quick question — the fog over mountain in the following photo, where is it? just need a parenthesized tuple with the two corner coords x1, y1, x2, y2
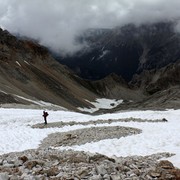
(0, 0, 180, 55)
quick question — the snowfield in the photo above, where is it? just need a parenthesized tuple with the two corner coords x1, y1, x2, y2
(77, 98, 123, 113)
(0, 107, 180, 168)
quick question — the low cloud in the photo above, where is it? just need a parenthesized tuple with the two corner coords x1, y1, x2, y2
(0, 0, 180, 55)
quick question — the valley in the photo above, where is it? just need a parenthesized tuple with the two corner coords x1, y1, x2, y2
(0, 21, 180, 179)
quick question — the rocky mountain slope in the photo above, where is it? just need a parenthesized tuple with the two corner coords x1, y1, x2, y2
(0, 28, 101, 110)
(83, 73, 144, 101)
(128, 60, 180, 109)
(131, 60, 180, 94)
(99, 59, 180, 112)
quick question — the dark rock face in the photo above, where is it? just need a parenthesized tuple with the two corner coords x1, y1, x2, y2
(57, 21, 180, 81)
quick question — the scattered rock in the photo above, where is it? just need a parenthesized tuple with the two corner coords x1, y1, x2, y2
(24, 160, 43, 170)
(95, 164, 107, 175)
(0, 172, 9, 180)
(42, 167, 59, 177)
(0, 123, 179, 180)
(18, 156, 28, 163)
(157, 160, 174, 169)
(90, 174, 103, 180)
(147, 160, 180, 180)
(150, 171, 161, 178)
(33, 118, 166, 129)
(110, 174, 121, 180)
(40, 126, 142, 149)
(78, 167, 89, 178)
(0, 149, 177, 180)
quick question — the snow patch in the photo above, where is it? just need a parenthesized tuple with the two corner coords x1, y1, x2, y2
(78, 98, 123, 113)
(98, 50, 109, 60)
(90, 56, 95, 62)
(14, 95, 66, 110)
(0, 90, 8, 94)
(24, 60, 30, 65)
(16, 61, 21, 67)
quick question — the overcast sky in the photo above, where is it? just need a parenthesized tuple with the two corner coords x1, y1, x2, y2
(0, 0, 180, 55)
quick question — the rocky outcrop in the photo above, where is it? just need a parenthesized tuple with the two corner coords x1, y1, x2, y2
(80, 73, 144, 100)
(149, 160, 180, 180)
(0, 149, 177, 180)
(131, 60, 180, 95)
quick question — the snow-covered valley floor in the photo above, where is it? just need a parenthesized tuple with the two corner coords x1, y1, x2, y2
(0, 108, 180, 168)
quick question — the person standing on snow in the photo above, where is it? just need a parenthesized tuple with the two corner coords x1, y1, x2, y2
(43, 110, 49, 125)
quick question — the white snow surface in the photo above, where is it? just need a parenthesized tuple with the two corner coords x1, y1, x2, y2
(0, 108, 180, 168)
(78, 98, 123, 113)
(98, 50, 109, 60)
(14, 95, 67, 110)
(15, 61, 21, 67)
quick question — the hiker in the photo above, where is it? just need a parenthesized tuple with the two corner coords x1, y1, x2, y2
(43, 110, 49, 124)
(162, 118, 168, 122)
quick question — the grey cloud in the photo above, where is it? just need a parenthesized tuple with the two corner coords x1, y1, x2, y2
(0, 0, 180, 55)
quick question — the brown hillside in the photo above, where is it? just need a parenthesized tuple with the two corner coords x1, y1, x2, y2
(0, 28, 99, 110)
